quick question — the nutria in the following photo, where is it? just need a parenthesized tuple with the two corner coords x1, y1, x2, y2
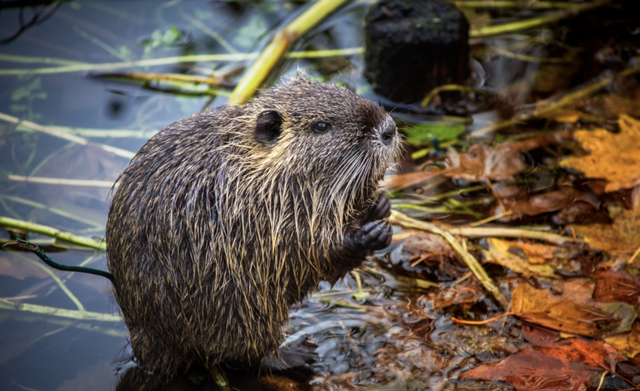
(106, 75, 400, 375)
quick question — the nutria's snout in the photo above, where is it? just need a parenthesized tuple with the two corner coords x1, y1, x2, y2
(377, 115, 397, 147)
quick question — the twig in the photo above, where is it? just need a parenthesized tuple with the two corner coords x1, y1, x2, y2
(449, 226, 574, 245)
(390, 210, 509, 309)
(454, 1, 583, 8)
(0, 53, 85, 66)
(0, 309, 125, 337)
(0, 111, 135, 159)
(43, 125, 156, 139)
(466, 211, 512, 228)
(469, 0, 612, 38)
(4, 239, 114, 282)
(0, 216, 106, 251)
(0, 195, 103, 229)
(0, 295, 37, 301)
(596, 371, 608, 391)
(489, 46, 570, 63)
(0, 300, 121, 322)
(91, 70, 234, 88)
(484, 176, 506, 213)
(227, 0, 351, 105)
(629, 244, 640, 265)
(8, 175, 115, 188)
(0, 48, 363, 76)
(452, 312, 515, 325)
(421, 84, 493, 108)
(0, 0, 63, 44)
(10, 250, 86, 311)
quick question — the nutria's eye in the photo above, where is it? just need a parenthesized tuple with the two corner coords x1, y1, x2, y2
(313, 122, 331, 133)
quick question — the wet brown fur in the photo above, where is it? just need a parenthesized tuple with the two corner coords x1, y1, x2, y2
(106, 76, 400, 375)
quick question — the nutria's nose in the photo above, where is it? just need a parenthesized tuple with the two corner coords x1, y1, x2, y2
(380, 120, 397, 146)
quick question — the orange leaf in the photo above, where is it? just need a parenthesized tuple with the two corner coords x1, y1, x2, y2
(511, 280, 637, 338)
(560, 115, 640, 192)
(460, 333, 624, 391)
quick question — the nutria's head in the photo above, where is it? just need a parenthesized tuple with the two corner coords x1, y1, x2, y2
(240, 75, 400, 225)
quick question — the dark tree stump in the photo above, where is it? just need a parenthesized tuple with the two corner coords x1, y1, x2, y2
(364, 0, 470, 104)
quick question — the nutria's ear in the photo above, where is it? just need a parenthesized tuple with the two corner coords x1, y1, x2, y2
(255, 110, 282, 144)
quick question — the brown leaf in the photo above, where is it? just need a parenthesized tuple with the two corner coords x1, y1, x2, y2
(444, 130, 571, 182)
(431, 279, 484, 310)
(605, 320, 640, 359)
(560, 115, 640, 192)
(398, 230, 456, 263)
(497, 188, 582, 220)
(483, 238, 556, 279)
(460, 335, 624, 391)
(310, 373, 363, 391)
(383, 169, 444, 192)
(593, 269, 640, 306)
(511, 280, 637, 338)
(573, 207, 640, 256)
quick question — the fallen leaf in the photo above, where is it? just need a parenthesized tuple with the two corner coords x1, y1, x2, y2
(605, 320, 640, 359)
(511, 280, 637, 338)
(560, 115, 640, 192)
(497, 188, 582, 220)
(460, 333, 625, 391)
(593, 269, 640, 306)
(553, 200, 612, 225)
(483, 238, 556, 279)
(573, 207, 640, 256)
(383, 169, 444, 192)
(444, 130, 571, 181)
(399, 230, 456, 264)
(431, 279, 484, 310)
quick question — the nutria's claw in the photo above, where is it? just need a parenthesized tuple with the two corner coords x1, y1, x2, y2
(355, 220, 392, 251)
(365, 194, 391, 222)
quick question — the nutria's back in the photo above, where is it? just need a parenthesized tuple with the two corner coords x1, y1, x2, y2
(106, 76, 399, 374)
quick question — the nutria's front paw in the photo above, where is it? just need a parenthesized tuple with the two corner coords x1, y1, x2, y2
(352, 220, 392, 251)
(365, 194, 391, 222)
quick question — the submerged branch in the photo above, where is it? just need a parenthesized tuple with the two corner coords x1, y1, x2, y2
(11, 250, 86, 311)
(4, 239, 114, 282)
(8, 175, 115, 188)
(0, 216, 106, 251)
(0, 111, 135, 159)
(91, 70, 235, 88)
(0, 300, 121, 322)
(0, 48, 363, 76)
